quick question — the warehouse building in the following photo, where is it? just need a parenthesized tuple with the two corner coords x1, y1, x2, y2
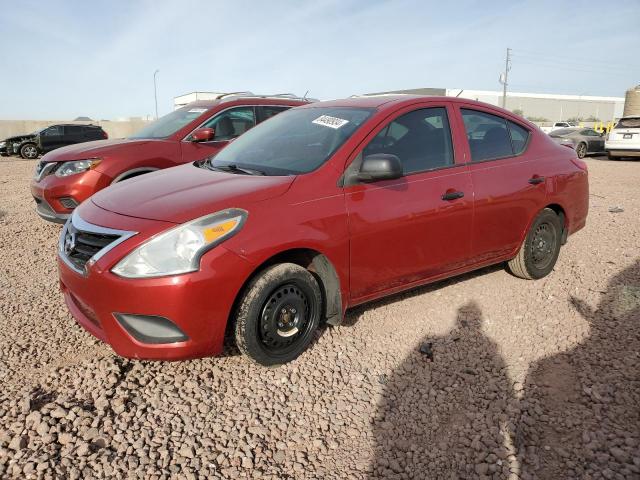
(174, 88, 626, 124)
(368, 87, 625, 123)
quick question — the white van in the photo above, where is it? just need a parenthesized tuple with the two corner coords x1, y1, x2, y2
(606, 116, 640, 159)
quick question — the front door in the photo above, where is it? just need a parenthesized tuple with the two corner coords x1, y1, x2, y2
(180, 106, 257, 163)
(345, 104, 473, 301)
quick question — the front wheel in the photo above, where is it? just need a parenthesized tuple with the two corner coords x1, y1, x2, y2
(20, 143, 39, 159)
(234, 263, 322, 366)
(508, 208, 563, 280)
(575, 142, 587, 159)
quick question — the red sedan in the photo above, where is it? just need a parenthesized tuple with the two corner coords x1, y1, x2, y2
(58, 95, 589, 365)
(31, 94, 309, 223)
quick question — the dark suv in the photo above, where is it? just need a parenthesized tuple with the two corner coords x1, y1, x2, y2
(2, 124, 108, 159)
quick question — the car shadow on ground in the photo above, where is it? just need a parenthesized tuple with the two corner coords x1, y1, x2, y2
(368, 260, 640, 479)
(342, 263, 505, 328)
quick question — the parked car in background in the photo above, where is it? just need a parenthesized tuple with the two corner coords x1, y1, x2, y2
(1, 124, 107, 160)
(57, 95, 589, 366)
(549, 127, 605, 158)
(605, 116, 640, 160)
(31, 93, 311, 223)
(540, 121, 578, 134)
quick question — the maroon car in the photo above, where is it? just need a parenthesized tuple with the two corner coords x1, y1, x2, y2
(57, 95, 589, 365)
(31, 93, 311, 223)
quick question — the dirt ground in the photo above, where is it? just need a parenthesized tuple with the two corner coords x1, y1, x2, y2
(0, 155, 638, 479)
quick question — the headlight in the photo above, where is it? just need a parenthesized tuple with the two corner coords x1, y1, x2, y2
(111, 209, 247, 278)
(55, 158, 102, 177)
(0, 141, 5, 147)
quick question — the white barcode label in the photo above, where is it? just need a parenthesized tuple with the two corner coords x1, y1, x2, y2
(312, 115, 349, 129)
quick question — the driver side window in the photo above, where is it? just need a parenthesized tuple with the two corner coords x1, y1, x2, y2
(363, 107, 454, 175)
(202, 107, 256, 141)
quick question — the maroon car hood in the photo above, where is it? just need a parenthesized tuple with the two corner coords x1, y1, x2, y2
(41, 139, 154, 162)
(91, 163, 295, 223)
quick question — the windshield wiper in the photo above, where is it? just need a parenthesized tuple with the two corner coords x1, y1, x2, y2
(209, 163, 265, 176)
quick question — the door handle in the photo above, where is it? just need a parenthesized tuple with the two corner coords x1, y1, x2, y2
(441, 190, 464, 201)
(528, 176, 545, 185)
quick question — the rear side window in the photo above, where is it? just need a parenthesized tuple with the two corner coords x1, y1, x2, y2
(462, 109, 529, 161)
(363, 107, 454, 174)
(508, 121, 530, 154)
(66, 126, 83, 135)
(462, 110, 512, 161)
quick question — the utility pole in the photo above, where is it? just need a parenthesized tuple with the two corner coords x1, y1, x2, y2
(499, 48, 512, 109)
(153, 69, 160, 119)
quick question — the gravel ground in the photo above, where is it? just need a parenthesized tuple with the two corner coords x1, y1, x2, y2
(0, 155, 638, 479)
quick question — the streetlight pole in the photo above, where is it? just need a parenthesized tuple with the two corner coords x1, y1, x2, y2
(153, 69, 160, 119)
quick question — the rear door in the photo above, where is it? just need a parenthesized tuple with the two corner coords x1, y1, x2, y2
(345, 103, 474, 301)
(64, 125, 85, 147)
(456, 105, 546, 264)
(180, 106, 256, 163)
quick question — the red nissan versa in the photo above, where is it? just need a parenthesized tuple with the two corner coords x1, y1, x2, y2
(57, 95, 589, 366)
(31, 93, 310, 223)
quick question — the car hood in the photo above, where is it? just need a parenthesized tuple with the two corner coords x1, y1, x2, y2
(4, 134, 35, 142)
(41, 138, 154, 162)
(91, 163, 295, 224)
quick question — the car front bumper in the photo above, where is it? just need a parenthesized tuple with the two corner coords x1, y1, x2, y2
(30, 168, 111, 223)
(58, 232, 254, 361)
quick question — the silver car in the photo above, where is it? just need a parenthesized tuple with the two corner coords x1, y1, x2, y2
(549, 127, 606, 158)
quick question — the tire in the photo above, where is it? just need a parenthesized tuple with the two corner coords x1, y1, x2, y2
(508, 208, 563, 280)
(607, 152, 619, 160)
(20, 143, 39, 159)
(575, 142, 587, 159)
(234, 263, 322, 366)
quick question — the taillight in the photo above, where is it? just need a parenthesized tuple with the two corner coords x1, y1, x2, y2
(102, 131, 108, 139)
(571, 158, 588, 171)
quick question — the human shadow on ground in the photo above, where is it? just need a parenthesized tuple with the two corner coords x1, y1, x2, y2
(369, 301, 519, 479)
(369, 261, 640, 479)
(516, 260, 640, 479)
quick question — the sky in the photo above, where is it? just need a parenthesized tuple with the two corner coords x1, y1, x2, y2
(0, 0, 638, 120)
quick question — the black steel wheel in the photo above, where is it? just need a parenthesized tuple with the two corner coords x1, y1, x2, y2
(235, 263, 322, 366)
(508, 208, 563, 280)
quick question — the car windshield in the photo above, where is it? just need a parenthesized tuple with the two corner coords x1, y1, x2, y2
(206, 107, 374, 175)
(129, 106, 210, 139)
(616, 117, 640, 129)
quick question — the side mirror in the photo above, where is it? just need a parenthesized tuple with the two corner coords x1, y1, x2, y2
(190, 128, 215, 142)
(357, 154, 403, 182)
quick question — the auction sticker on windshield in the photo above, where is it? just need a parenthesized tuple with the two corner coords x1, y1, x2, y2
(312, 115, 349, 129)
(188, 108, 208, 113)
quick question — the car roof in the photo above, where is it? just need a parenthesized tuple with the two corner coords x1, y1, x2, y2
(297, 94, 526, 118)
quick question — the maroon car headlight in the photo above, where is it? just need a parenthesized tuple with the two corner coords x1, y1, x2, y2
(111, 209, 247, 278)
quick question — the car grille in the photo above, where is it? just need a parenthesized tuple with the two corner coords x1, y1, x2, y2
(59, 213, 136, 275)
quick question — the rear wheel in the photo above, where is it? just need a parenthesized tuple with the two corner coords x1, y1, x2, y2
(234, 263, 322, 366)
(20, 143, 39, 159)
(508, 208, 563, 280)
(575, 142, 587, 159)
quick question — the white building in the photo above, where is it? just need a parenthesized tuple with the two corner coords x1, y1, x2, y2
(369, 87, 625, 123)
(173, 92, 228, 109)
